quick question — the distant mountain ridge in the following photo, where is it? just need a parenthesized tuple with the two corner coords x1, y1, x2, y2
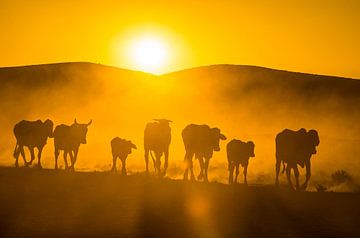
(0, 62, 358, 81)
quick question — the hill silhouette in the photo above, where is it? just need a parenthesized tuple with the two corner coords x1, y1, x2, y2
(0, 62, 359, 186)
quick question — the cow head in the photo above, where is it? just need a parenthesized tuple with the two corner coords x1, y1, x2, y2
(126, 140, 137, 154)
(307, 129, 319, 154)
(44, 119, 54, 138)
(246, 141, 255, 157)
(130, 142, 137, 150)
(153, 119, 172, 129)
(211, 127, 227, 151)
(73, 119, 92, 144)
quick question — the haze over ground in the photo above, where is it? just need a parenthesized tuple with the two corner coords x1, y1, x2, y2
(0, 62, 359, 190)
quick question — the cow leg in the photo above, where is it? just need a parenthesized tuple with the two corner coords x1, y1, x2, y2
(228, 162, 235, 184)
(204, 157, 210, 182)
(111, 155, 117, 172)
(20, 146, 27, 166)
(189, 159, 195, 181)
(69, 150, 75, 171)
(55, 148, 60, 170)
(69, 148, 79, 172)
(183, 152, 190, 180)
(163, 148, 169, 177)
(63, 151, 68, 170)
(275, 159, 281, 186)
(73, 148, 79, 165)
(244, 163, 248, 185)
(301, 160, 311, 190)
(197, 157, 204, 180)
(286, 164, 294, 190)
(144, 148, 150, 174)
(184, 152, 195, 181)
(155, 154, 161, 177)
(235, 164, 240, 183)
(27, 147, 35, 166)
(121, 158, 127, 176)
(151, 152, 156, 172)
(293, 165, 300, 190)
(37, 147, 43, 169)
(14, 144, 20, 168)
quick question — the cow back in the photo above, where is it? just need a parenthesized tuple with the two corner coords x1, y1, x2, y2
(182, 124, 214, 154)
(144, 122, 171, 151)
(14, 120, 49, 147)
(227, 139, 251, 163)
(54, 124, 78, 150)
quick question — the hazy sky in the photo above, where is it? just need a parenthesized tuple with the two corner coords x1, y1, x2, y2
(0, 0, 359, 77)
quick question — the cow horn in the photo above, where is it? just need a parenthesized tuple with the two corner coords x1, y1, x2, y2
(74, 119, 78, 124)
(87, 120, 92, 126)
(153, 119, 172, 123)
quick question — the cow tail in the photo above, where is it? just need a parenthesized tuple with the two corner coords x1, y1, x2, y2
(13, 143, 19, 159)
(281, 160, 286, 174)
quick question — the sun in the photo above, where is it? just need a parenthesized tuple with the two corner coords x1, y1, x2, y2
(128, 36, 168, 74)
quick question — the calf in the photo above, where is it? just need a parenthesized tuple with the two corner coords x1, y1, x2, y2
(227, 139, 255, 185)
(111, 137, 137, 175)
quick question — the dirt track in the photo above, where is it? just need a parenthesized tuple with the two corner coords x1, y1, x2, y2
(0, 167, 359, 238)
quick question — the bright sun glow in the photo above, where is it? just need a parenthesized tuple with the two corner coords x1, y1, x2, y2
(128, 36, 168, 74)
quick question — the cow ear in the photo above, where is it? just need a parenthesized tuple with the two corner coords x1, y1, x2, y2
(220, 134, 227, 140)
(131, 143, 137, 149)
(74, 119, 78, 124)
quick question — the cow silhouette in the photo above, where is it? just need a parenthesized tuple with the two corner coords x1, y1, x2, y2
(144, 119, 172, 177)
(275, 128, 320, 190)
(182, 124, 226, 182)
(13, 119, 54, 168)
(227, 139, 255, 185)
(111, 137, 137, 175)
(53, 119, 92, 171)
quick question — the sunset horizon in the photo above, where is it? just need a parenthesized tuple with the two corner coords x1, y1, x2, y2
(1, 0, 360, 77)
(1, 1, 360, 237)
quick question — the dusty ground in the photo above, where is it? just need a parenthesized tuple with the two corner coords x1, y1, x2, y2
(0, 167, 359, 238)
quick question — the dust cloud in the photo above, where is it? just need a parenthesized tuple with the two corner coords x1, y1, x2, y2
(0, 63, 359, 190)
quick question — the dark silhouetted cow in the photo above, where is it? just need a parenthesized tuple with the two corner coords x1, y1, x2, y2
(182, 124, 226, 182)
(111, 137, 137, 175)
(13, 119, 54, 168)
(227, 139, 255, 185)
(275, 128, 320, 190)
(144, 119, 172, 177)
(53, 119, 92, 171)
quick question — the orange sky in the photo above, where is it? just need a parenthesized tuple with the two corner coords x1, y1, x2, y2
(0, 0, 359, 78)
